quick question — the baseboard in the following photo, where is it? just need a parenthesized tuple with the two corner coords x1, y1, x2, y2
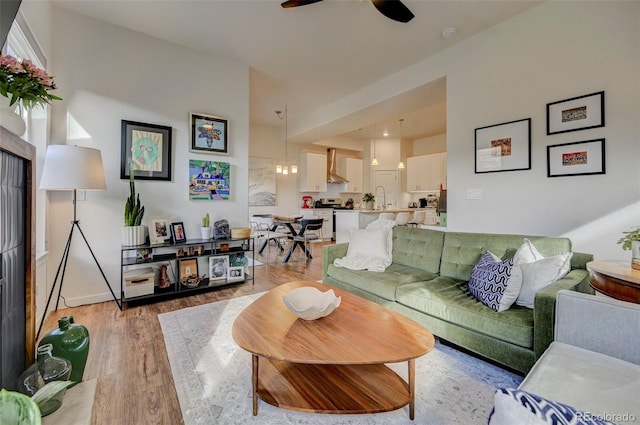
(60, 291, 122, 308)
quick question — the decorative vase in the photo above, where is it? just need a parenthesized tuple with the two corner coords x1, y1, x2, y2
(0, 96, 26, 137)
(364, 201, 374, 210)
(38, 316, 90, 384)
(632, 241, 640, 270)
(200, 226, 212, 239)
(122, 225, 147, 246)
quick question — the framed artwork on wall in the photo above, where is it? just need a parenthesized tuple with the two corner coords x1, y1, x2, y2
(188, 160, 230, 200)
(120, 120, 172, 181)
(249, 157, 276, 206)
(547, 91, 604, 135)
(148, 215, 172, 245)
(190, 112, 228, 154)
(474, 118, 531, 174)
(547, 138, 605, 177)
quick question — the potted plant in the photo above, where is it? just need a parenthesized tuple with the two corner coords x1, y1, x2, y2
(362, 193, 375, 210)
(122, 169, 146, 246)
(617, 225, 640, 270)
(201, 212, 212, 239)
(0, 54, 62, 136)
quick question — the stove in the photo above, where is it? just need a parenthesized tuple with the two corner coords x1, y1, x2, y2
(316, 197, 343, 208)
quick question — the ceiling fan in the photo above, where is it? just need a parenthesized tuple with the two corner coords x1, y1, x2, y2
(281, 0, 415, 24)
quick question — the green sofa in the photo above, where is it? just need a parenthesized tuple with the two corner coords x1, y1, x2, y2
(322, 226, 593, 373)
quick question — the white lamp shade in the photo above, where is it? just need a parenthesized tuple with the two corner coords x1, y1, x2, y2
(40, 145, 107, 191)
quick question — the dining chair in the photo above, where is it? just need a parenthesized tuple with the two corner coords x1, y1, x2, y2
(407, 211, 426, 227)
(292, 218, 324, 267)
(395, 212, 412, 226)
(250, 221, 289, 264)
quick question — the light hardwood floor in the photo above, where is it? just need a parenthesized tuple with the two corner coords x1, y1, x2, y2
(38, 241, 330, 425)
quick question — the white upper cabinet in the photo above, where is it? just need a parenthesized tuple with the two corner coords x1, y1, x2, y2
(299, 152, 327, 192)
(407, 153, 447, 192)
(338, 157, 363, 193)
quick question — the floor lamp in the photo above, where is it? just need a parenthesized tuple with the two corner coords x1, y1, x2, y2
(37, 145, 122, 339)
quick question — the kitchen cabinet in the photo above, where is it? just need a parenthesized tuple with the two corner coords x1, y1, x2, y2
(406, 153, 447, 192)
(338, 157, 363, 193)
(299, 152, 327, 192)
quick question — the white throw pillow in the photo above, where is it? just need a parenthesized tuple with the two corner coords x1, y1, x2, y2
(346, 228, 389, 260)
(509, 238, 545, 292)
(515, 252, 573, 308)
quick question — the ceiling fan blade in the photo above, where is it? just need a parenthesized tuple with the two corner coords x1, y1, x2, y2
(371, 0, 415, 23)
(281, 0, 324, 8)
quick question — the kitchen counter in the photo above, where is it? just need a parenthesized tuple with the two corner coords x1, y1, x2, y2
(334, 209, 442, 243)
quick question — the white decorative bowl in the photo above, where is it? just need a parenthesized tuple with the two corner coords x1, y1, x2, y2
(282, 287, 341, 320)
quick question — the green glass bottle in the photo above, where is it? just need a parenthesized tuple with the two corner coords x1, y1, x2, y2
(38, 316, 90, 383)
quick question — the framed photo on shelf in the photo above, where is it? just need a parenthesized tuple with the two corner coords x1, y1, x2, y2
(178, 258, 198, 283)
(475, 118, 531, 174)
(190, 112, 229, 154)
(208, 255, 229, 281)
(227, 266, 245, 282)
(229, 252, 247, 267)
(120, 120, 172, 181)
(547, 138, 605, 178)
(547, 91, 604, 135)
(170, 222, 187, 244)
(148, 215, 172, 245)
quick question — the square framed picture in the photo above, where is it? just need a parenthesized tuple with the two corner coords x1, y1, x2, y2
(229, 252, 247, 267)
(227, 266, 245, 282)
(475, 118, 531, 173)
(547, 91, 604, 135)
(190, 112, 228, 154)
(547, 138, 605, 178)
(178, 258, 198, 283)
(120, 120, 172, 181)
(170, 222, 187, 244)
(148, 215, 172, 245)
(209, 255, 229, 281)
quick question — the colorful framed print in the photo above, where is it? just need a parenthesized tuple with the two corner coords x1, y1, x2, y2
(189, 160, 230, 200)
(475, 118, 531, 174)
(148, 215, 172, 245)
(547, 138, 605, 177)
(547, 91, 604, 135)
(170, 222, 187, 244)
(120, 120, 172, 181)
(190, 112, 228, 154)
(208, 255, 229, 282)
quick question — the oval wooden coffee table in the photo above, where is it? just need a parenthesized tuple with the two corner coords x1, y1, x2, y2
(232, 280, 435, 419)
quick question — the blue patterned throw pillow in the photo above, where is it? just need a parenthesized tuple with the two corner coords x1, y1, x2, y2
(488, 388, 618, 425)
(468, 251, 514, 312)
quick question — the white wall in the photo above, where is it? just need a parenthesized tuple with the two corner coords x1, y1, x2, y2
(444, 2, 639, 261)
(413, 134, 446, 156)
(45, 7, 249, 306)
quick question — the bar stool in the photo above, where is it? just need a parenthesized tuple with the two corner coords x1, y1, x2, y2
(407, 211, 426, 227)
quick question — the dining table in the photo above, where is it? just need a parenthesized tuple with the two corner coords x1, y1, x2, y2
(253, 215, 311, 263)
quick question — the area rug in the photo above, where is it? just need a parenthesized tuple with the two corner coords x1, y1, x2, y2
(158, 292, 523, 425)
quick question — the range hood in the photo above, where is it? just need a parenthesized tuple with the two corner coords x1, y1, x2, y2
(326, 148, 349, 184)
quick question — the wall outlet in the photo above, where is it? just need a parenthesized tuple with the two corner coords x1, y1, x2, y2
(466, 188, 483, 199)
(76, 190, 86, 201)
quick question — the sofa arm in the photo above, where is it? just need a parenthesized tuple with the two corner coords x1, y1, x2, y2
(322, 243, 349, 281)
(555, 290, 640, 364)
(532, 268, 591, 359)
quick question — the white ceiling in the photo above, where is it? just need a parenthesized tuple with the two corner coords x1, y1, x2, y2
(50, 0, 540, 146)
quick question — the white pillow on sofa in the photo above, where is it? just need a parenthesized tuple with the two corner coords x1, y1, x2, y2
(346, 228, 388, 259)
(515, 252, 573, 309)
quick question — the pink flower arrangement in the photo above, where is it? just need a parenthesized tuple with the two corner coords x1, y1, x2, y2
(0, 54, 61, 109)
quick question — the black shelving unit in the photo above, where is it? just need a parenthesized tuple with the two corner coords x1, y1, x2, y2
(120, 236, 254, 306)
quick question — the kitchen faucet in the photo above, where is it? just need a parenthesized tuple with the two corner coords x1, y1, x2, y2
(375, 185, 386, 210)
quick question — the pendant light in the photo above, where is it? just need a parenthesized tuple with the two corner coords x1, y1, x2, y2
(275, 105, 297, 175)
(397, 118, 405, 169)
(371, 124, 379, 166)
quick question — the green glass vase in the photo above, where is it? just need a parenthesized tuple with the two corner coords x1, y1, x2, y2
(38, 316, 90, 384)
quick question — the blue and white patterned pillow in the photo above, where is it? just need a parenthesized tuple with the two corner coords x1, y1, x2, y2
(468, 250, 514, 312)
(488, 388, 618, 425)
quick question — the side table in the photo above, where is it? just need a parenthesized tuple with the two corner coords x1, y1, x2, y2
(586, 260, 640, 304)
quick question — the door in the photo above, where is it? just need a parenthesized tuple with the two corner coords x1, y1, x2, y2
(373, 170, 398, 209)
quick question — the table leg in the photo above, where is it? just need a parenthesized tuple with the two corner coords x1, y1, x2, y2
(408, 359, 415, 420)
(252, 355, 259, 415)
